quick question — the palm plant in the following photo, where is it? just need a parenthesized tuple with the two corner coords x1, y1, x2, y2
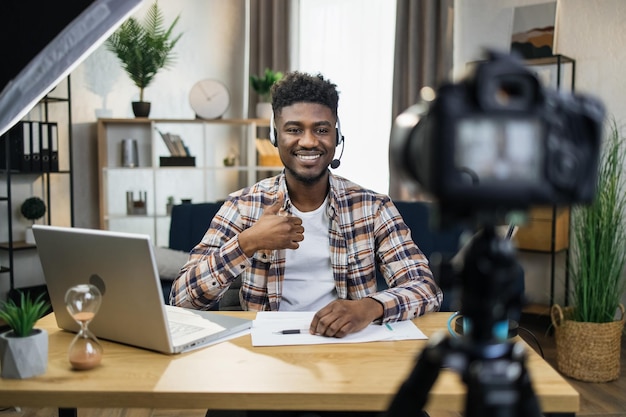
(569, 119, 626, 323)
(105, 1, 183, 103)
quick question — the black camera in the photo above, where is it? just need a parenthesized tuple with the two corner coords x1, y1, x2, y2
(390, 51, 605, 226)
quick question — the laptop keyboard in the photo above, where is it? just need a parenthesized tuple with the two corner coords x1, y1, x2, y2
(170, 321, 205, 338)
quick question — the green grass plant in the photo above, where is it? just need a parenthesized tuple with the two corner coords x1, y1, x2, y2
(569, 119, 626, 323)
(0, 291, 50, 337)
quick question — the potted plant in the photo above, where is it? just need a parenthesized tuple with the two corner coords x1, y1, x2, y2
(0, 291, 50, 379)
(105, 1, 183, 118)
(20, 196, 46, 245)
(250, 68, 283, 119)
(552, 119, 626, 382)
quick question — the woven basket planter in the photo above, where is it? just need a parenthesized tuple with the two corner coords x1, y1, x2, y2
(551, 304, 625, 382)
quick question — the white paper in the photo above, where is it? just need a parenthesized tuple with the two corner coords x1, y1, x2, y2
(251, 311, 427, 346)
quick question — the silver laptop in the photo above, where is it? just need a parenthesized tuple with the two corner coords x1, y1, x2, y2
(32, 225, 252, 354)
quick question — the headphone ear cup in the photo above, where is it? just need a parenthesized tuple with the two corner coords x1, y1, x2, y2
(270, 115, 277, 147)
(270, 129, 277, 147)
(335, 118, 344, 146)
(336, 128, 344, 146)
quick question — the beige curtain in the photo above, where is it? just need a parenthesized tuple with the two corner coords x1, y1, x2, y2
(248, 0, 291, 117)
(389, 0, 454, 200)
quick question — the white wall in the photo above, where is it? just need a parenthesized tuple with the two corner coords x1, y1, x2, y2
(454, 0, 626, 307)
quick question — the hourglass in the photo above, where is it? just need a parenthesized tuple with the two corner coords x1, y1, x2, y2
(65, 284, 103, 370)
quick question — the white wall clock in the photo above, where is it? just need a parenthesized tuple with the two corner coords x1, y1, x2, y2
(189, 79, 231, 119)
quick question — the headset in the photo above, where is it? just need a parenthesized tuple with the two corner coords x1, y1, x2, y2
(269, 111, 345, 168)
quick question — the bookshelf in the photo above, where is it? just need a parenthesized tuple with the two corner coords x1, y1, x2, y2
(0, 76, 74, 292)
(97, 118, 281, 247)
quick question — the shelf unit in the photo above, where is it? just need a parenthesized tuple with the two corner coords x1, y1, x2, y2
(97, 118, 280, 247)
(517, 55, 576, 311)
(0, 76, 74, 291)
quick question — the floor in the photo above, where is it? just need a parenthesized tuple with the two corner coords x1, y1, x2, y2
(518, 313, 626, 417)
(1, 313, 625, 417)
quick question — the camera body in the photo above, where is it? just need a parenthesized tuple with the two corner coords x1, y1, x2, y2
(390, 51, 605, 226)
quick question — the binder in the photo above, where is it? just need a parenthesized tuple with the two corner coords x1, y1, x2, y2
(0, 123, 21, 171)
(21, 121, 32, 172)
(40, 122, 50, 172)
(49, 123, 59, 172)
(0, 121, 32, 172)
(30, 121, 41, 172)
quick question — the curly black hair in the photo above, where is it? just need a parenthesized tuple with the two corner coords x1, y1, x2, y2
(270, 71, 339, 117)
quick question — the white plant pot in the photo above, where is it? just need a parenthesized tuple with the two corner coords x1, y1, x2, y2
(255, 102, 272, 120)
(24, 227, 35, 245)
(0, 329, 48, 379)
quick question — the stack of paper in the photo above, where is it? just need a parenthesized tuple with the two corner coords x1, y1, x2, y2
(251, 311, 427, 346)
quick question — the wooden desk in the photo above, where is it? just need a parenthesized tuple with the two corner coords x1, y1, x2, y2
(0, 312, 578, 415)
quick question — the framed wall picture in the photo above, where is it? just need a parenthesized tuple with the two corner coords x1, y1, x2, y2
(510, 1, 557, 60)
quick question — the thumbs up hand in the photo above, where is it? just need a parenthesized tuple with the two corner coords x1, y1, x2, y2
(239, 193, 304, 257)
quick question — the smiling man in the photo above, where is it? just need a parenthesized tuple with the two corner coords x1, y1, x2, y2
(170, 71, 442, 338)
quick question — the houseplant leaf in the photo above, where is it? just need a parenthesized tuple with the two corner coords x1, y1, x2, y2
(569, 119, 626, 323)
(0, 291, 50, 337)
(105, 1, 183, 102)
(250, 68, 283, 102)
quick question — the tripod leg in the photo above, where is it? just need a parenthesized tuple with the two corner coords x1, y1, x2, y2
(384, 333, 451, 417)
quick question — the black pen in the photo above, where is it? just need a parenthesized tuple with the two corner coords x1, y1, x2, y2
(275, 329, 310, 335)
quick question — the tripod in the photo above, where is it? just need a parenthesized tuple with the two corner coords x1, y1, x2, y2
(384, 225, 542, 417)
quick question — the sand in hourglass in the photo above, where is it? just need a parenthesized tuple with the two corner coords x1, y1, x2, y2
(73, 312, 95, 322)
(70, 348, 102, 370)
(70, 311, 102, 370)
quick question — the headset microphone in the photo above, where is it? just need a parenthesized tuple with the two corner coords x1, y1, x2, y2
(330, 137, 345, 169)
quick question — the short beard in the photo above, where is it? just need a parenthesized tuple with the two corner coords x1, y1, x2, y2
(285, 166, 329, 184)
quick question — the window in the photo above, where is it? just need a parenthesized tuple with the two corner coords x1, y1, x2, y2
(297, 0, 396, 194)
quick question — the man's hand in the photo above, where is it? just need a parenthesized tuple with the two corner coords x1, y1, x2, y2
(239, 193, 304, 256)
(309, 298, 384, 338)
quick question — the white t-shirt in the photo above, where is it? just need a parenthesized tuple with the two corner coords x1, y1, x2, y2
(281, 198, 337, 311)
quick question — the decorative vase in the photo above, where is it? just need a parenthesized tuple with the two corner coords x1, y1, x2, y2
(255, 102, 272, 120)
(0, 329, 48, 379)
(551, 304, 625, 382)
(132, 101, 151, 118)
(24, 227, 35, 245)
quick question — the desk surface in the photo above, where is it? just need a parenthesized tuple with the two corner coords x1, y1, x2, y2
(0, 312, 578, 413)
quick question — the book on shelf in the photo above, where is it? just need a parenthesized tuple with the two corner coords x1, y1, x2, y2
(156, 128, 190, 157)
(256, 138, 282, 167)
(170, 134, 189, 157)
(156, 128, 178, 155)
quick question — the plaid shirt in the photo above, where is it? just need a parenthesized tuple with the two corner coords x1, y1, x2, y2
(170, 172, 442, 323)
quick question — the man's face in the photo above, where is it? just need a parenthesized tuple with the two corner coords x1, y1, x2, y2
(275, 102, 337, 185)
